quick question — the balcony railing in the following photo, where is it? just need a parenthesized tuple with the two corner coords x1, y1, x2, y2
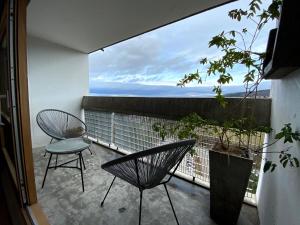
(82, 96, 271, 205)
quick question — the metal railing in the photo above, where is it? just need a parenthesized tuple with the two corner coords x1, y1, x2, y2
(84, 109, 264, 205)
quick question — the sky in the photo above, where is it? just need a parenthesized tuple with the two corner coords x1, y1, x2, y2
(89, 0, 276, 96)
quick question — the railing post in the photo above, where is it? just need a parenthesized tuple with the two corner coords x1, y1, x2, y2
(111, 112, 115, 146)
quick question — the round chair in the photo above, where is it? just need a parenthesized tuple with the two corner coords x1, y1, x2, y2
(36, 109, 92, 166)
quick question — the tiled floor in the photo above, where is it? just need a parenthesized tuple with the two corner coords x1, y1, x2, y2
(33, 143, 259, 225)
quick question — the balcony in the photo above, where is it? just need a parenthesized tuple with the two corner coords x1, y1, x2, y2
(32, 96, 271, 224)
(33, 144, 259, 225)
(0, 0, 297, 224)
(82, 96, 271, 204)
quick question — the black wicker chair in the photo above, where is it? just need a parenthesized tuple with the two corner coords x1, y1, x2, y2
(36, 109, 88, 141)
(100, 139, 196, 225)
(36, 109, 92, 165)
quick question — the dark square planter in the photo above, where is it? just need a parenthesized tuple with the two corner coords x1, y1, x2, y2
(209, 145, 253, 225)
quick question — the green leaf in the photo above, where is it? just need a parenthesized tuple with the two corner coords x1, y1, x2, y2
(270, 164, 277, 172)
(258, 126, 272, 133)
(275, 123, 300, 143)
(284, 136, 293, 143)
(200, 58, 207, 64)
(282, 159, 288, 168)
(279, 155, 287, 163)
(177, 70, 201, 86)
(263, 161, 272, 173)
(292, 132, 300, 141)
(190, 148, 197, 156)
(275, 132, 284, 140)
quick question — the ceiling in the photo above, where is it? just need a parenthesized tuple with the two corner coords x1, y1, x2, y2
(27, 0, 234, 53)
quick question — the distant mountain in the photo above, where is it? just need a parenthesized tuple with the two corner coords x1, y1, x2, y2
(89, 81, 271, 97)
(225, 89, 270, 98)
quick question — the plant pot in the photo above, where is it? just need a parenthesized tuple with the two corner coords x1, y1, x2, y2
(209, 143, 253, 225)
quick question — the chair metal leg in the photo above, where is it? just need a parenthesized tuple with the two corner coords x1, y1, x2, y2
(164, 184, 179, 225)
(42, 153, 53, 188)
(81, 154, 86, 170)
(139, 190, 143, 225)
(79, 153, 85, 192)
(100, 176, 116, 207)
(88, 147, 93, 155)
(55, 154, 58, 169)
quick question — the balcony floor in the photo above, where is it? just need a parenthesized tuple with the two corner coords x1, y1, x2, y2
(33, 143, 259, 225)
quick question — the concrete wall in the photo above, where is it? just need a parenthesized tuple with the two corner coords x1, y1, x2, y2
(82, 96, 271, 126)
(257, 70, 300, 225)
(27, 35, 89, 148)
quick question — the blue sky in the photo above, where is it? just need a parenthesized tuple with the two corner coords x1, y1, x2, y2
(89, 0, 275, 96)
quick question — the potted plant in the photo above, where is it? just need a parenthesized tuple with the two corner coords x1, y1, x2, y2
(152, 1, 300, 223)
(175, 113, 299, 225)
(174, 0, 300, 224)
(179, 115, 255, 225)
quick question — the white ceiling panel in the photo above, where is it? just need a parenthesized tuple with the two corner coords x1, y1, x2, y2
(27, 0, 234, 53)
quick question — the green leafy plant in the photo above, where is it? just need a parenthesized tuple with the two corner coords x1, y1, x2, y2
(152, 122, 176, 141)
(176, 0, 300, 172)
(175, 114, 300, 172)
(263, 123, 300, 172)
(152, 120, 198, 155)
(153, 0, 299, 173)
(178, 0, 283, 107)
(152, 115, 300, 172)
(152, 122, 168, 141)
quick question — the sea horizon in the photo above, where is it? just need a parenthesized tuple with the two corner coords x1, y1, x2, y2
(89, 81, 271, 97)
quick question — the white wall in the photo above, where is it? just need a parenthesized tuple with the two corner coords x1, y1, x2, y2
(27, 35, 89, 148)
(257, 70, 300, 225)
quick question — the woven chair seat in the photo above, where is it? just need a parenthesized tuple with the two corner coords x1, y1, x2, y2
(100, 139, 196, 225)
(102, 140, 196, 190)
(36, 109, 87, 140)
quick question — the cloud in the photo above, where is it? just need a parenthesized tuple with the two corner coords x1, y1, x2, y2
(89, 0, 276, 88)
(89, 34, 161, 76)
